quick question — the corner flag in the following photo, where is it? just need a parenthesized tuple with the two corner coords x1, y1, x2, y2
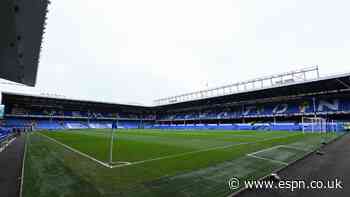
(109, 120, 118, 165)
(112, 120, 118, 130)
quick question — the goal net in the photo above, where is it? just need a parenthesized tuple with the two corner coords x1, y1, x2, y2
(301, 117, 327, 133)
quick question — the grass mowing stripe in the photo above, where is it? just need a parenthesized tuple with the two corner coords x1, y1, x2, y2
(111, 141, 250, 168)
(24, 134, 103, 197)
(111, 133, 303, 168)
(40, 130, 301, 169)
(24, 130, 337, 197)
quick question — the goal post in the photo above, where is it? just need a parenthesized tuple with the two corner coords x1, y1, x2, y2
(301, 116, 327, 133)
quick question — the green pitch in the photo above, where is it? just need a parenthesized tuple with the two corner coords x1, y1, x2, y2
(22, 129, 339, 197)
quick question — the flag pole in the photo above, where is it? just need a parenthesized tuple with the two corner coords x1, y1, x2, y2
(109, 119, 115, 165)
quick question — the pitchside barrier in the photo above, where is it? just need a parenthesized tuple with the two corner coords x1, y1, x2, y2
(0, 130, 17, 152)
(153, 122, 343, 132)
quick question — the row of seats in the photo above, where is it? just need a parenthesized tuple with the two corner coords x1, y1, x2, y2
(159, 99, 350, 120)
(7, 99, 349, 122)
(9, 108, 156, 120)
(2, 119, 148, 130)
(2, 118, 345, 132)
(153, 122, 341, 132)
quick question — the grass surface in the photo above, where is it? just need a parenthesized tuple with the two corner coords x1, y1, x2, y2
(22, 129, 339, 197)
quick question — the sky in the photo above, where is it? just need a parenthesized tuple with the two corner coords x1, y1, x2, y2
(4, 0, 350, 105)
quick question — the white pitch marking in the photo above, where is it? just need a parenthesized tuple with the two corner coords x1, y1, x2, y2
(37, 131, 301, 169)
(111, 142, 249, 168)
(0, 137, 17, 153)
(111, 161, 132, 165)
(111, 163, 132, 168)
(247, 145, 282, 156)
(37, 132, 112, 168)
(110, 133, 302, 168)
(279, 145, 309, 152)
(247, 154, 288, 166)
(20, 134, 29, 197)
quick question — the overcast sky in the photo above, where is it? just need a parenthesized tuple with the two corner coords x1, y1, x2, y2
(10, 0, 350, 105)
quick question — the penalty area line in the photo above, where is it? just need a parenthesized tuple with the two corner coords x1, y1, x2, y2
(246, 143, 312, 166)
(246, 145, 282, 155)
(246, 154, 288, 166)
(279, 145, 310, 152)
(110, 161, 132, 167)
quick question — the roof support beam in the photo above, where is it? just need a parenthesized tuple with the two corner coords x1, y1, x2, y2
(336, 79, 350, 89)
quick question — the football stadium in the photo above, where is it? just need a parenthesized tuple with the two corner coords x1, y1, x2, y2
(1, 1, 350, 197)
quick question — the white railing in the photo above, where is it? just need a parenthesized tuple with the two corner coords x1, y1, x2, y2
(154, 66, 320, 106)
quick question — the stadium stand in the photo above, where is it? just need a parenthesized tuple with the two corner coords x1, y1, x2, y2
(1, 69, 350, 133)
